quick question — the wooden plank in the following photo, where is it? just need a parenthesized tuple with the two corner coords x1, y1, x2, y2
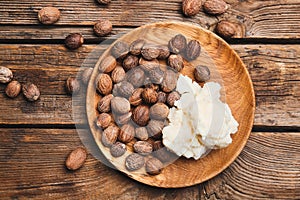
(0, 128, 201, 200)
(0, 44, 299, 126)
(202, 132, 300, 199)
(0, 129, 299, 199)
(0, 0, 299, 39)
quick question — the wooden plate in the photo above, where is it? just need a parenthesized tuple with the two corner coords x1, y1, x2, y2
(86, 21, 255, 188)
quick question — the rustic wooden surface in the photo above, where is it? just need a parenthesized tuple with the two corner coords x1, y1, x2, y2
(0, 0, 299, 199)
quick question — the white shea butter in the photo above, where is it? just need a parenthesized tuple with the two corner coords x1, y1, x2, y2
(162, 75, 239, 160)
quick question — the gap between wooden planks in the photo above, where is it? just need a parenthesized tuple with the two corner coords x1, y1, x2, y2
(0, 0, 299, 39)
(0, 44, 299, 127)
(0, 129, 299, 199)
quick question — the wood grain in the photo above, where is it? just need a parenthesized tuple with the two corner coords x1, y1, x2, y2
(202, 132, 300, 200)
(0, 129, 298, 199)
(0, 0, 299, 39)
(0, 44, 298, 126)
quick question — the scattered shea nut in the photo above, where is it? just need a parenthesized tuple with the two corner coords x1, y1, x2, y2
(5, 80, 21, 98)
(203, 0, 228, 15)
(65, 147, 87, 171)
(38, 7, 60, 25)
(65, 33, 84, 50)
(194, 65, 210, 82)
(216, 21, 237, 38)
(94, 19, 112, 37)
(182, 0, 202, 17)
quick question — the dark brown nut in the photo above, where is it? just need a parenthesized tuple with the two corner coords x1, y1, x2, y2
(96, 73, 112, 95)
(111, 41, 129, 60)
(132, 105, 150, 126)
(194, 65, 210, 82)
(157, 46, 170, 60)
(142, 88, 158, 104)
(133, 141, 153, 156)
(97, 0, 111, 4)
(117, 81, 134, 98)
(161, 70, 178, 93)
(65, 147, 87, 171)
(146, 157, 163, 175)
(150, 103, 170, 120)
(125, 153, 145, 171)
(65, 33, 84, 50)
(115, 112, 132, 125)
(153, 140, 164, 151)
(203, 0, 228, 15)
(66, 77, 80, 95)
(38, 7, 60, 25)
(168, 34, 187, 54)
(122, 55, 139, 71)
(186, 40, 201, 61)
(96, 113, 111, 129)
(147, 120, 164, 138)
(168, 54, 184, 72)
(111, 97, 130, 114)
(149, 67, 164, 84)
(119, 123, 135, 143)
(216, 21, 237, 38)
(98, 56, 117, 73)
(157, 92, 167, 103)
(135, 127, 149, 141)
(98, 94, 113, 113)
(129, 88, 144, 106)
(139, 58, 160, 71)
(126, 68, 145, 88)
(93, 19, 112, 37)
(81, 67, 93, 85)
(102, 125, 120, 147)
(129, 39, 146, 55)
(111, 66, 126, 83)
(182, 0, 202, 17)
(167, 91, 180, 107)
(146, 138, 155, 148)
(141, 45, 160, 60)
(22, 83, 40, 102)
(110, 142, 126, 157)
(5, 81, 21, 98)
(0, 66, 13, 84)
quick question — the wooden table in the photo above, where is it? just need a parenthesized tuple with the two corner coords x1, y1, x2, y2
(0, 1, 299, 199)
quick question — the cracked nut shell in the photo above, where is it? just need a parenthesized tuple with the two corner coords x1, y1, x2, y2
(0, 66, 13, 84)
(22, 83, 40, 102)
